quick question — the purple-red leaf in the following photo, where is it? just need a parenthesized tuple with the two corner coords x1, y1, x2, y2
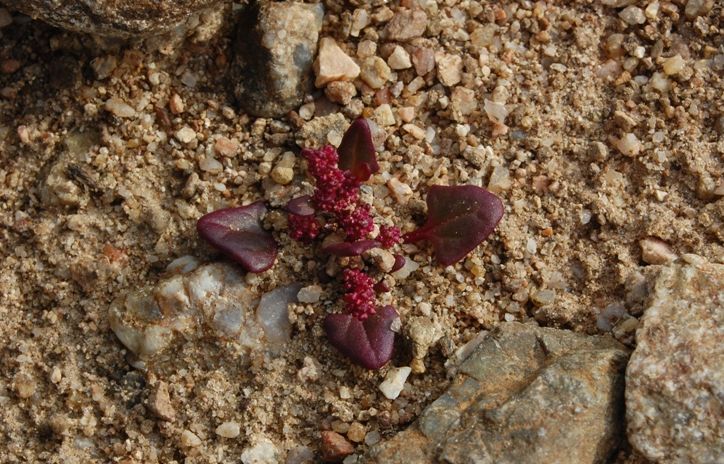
(403, 185, 504, 266)
(337, 118, 379, 182)
(323, 239, 381, 257)
(391, 254, 406, 272)
(284, 195, 315, 216)
(197, 201, 278, 273)
(324, 305, 398, 370)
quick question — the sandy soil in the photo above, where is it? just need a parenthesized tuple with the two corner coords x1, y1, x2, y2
(0, 1, 721, 462)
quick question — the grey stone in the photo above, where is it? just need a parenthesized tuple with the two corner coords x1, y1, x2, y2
(365, 323, 629, 464)
(626, 260, 723, 464)
(231, 1, 323, 118)
(0, 0, 224, 37)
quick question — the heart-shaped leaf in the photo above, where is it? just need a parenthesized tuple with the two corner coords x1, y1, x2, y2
(323, 239, 380, 257)
(403, 185, 504, 266)
(284, 195, 315, 216)
(324, 305, 398, 370)
(338, 118, 379, 182)
(197, 201, 278, 273)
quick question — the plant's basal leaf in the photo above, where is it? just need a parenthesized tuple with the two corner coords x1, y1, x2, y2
(323, 239, 380, 257)
(324, 306, 398, 370)
(337, 118, 379, 182)
(284, 195, 315, 216)
(197, 201, 278, 273)
(404, 185, 504, 266)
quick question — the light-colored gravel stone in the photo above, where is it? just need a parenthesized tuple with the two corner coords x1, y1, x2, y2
(626, 260, 723, 464)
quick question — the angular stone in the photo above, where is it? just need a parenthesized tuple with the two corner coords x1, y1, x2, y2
(360, 56, 391, 90)
(626, 260, 724, 464)
(435, 52, 462, 87)
(387, 46, 412, 70)
(148, 381, 176, 421)
(314, 37, 360, 87)
(231, 1, 323, 117)
(366, 323, 629, 464)
(383, 9, 428, 41)
(321, 431, 355, 462)
(2, 0, 223, 37)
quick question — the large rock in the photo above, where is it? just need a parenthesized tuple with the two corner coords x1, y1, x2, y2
(231, 1, 323, 117)
(626, 259, 723, 464)
(366, 323, 629, 464)
(0, 0, 224, 37)
(109, 257, 300, 365)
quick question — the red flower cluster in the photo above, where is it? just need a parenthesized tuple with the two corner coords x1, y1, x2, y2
(342, 269, 377, 320)
(287, 213, 320, 243)
(302, 146, 373, 241)
(378, 225, 401, 249)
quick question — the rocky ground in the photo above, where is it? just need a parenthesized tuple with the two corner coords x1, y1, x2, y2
(0, 1, 722, 463)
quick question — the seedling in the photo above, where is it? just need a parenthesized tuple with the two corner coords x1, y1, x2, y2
(197, 118, 504, 369)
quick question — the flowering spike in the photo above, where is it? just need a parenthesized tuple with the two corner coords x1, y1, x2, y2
(288, 213, 320, 243)
(342, 269, 377, 320)
(338, 204, 374, 241)
(378, 225, 401, 249)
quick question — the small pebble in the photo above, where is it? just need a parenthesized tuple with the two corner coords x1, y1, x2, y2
(374, 104, 396, 126)
(384, 9, 428, 41)
(314, 37, 360, 87)
(270, 166, 293, 185)
(488, 166, 511, 193)
(199, 157, 223, 173)
(364, 430, 381, 446)
(387, 46, 412, 70)
(640, 237, 677, 264)
(215, 421, 241, 438)
(320, 431, 355, 462)
(402, 124, 425, 140)
(619, 6, 646, 25)
(169, 93, 185, 114)
(214, 136, 239, 157)
(180, 430, 202, 448)
(531, 289, 555, 307)
(387, 178, 413, 204)
(612, 133, 641, 157)
(398, 106, 415, 123)
(175, 126, 197, 144)
(378, 366, 411, 400)
(662, 54, 685, 76)
(105, 98, 136, 118)
(360, 57, 391, 89)
(149, 381, 175, 421)
(325, 81, 357, 105)
(297, 285, 322, 303)
(13, 373, 35, 399)
(347, 422, 366, 443)
(435, 52, 462, 86)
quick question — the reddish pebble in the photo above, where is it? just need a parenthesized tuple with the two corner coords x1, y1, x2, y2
(1, 59, 21, 74)
(320, 431, 354, 462)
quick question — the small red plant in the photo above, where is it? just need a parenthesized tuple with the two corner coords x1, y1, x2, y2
(197, 118, 504, 370)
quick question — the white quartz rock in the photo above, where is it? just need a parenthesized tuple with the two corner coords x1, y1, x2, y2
(109, 262, 262, 360)
(256, 283, 302, 351)
(379, 366, 412, 400)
